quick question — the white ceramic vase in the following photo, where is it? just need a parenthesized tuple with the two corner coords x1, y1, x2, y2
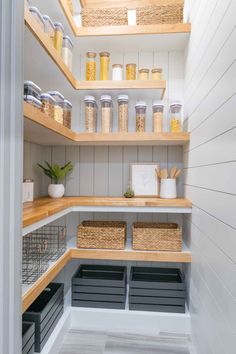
(48, 184, 65, 198)
(160, 179, 177, 199)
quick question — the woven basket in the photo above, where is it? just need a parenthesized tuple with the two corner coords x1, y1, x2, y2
(77, 221, 127, 249)
(132, 222, 182, 252)
(136, 4, 183, 25)
(81, 7, 128, 27)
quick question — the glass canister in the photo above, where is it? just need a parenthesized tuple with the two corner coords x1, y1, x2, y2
(152, 101, 164, 132)
(54, 22, 64, 56)
(63, 100, 72, 129)
(24, 81, 41, 100)
(100, 95, 112, 133)
(118, 94, 129, 132)
(170, 102, 182, 132)
(126, 63, 136, 80)
(86, 52, 96, 81)
(47, 91, 64, 124)
(135, 101, 146, 132)
(84, 96, 97, 133)
(62, 35, 73, 71)
(112, 64, 123, 81)
(29, 6, 45, 32)
(41, 93, 55, 119)
(152, 68, 162, 80)
(100, 52, 110, 80)
(24, 95, 42, 110)
(67, 0, 74, 14)
(139, 68, 149, 80)
(43, 15, 55, 44)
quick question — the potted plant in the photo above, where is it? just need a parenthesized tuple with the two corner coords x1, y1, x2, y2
(38, 161, 73, 198)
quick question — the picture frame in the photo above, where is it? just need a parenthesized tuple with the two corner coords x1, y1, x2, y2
(130, 163, 159, 197)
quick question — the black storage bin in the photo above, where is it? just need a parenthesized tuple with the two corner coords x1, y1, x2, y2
(22, 321, 35, 354)
(72, 265, 127, 309)
(129, 267, 185, 313)
(23, 283, 64, 353)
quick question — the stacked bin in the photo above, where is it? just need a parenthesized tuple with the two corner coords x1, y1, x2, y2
(22, 322, 35, 354)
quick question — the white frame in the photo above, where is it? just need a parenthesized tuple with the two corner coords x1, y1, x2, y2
(130, 163, 159, 197)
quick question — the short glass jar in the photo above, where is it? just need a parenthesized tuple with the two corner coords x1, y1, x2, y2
(126, 63, 136, 80)
(139, 68, 149, 80)
(170, 102, 182, 132)
(29, 6, 45, 32)
(24, 80, 42, 100)
(152, 101, 164, 132)
(84, 96, 97, 133)
(43, 15, 55, 44)
(152, 68, 162, 80)
(41, 93, 55, 119)
(62, 35, 73, 71)
(24, 95, 42, 110)
(135, 101, 146, 132)
(62, 100, 72, 129)
(100, 52, 110, 80)
(86, 52, 96, 81)
(100, 95, 112, 133)
(54, 22, 64, 55)
(112, 64, 123, 81)
(47, 91, 65, 124)
(118, 94, 129, 132)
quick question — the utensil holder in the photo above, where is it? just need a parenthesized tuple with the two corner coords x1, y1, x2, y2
(160, 178, 176, 199)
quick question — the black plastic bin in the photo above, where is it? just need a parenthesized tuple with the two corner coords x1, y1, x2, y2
(22, 321, 35, 354)
(23, 283, 64, 352)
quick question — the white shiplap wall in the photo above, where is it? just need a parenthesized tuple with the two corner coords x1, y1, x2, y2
(184, 0, 236, 353)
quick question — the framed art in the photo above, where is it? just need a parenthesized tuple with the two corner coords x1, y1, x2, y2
(131, 163, 159, 196)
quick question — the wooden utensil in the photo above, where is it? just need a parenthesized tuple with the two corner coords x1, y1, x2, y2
(170, 167, 177, 178)
(174, 169, 181, 179)
(162, 168, 168, 179)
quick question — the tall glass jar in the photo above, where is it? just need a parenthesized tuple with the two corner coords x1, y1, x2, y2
(112, 64, 123, 80)
(170, 102, 182, 132)
(152, 101, 164, 132)
(62, 35, 73, 71)
(139, 68, 149, 80)
(84, 96, 97, 133)
(43, 15, 55, 44)
(47, 91, 65, 124)
(29, 6, 45, 32)
(86, 52, 96, 81)
(100, 52, 110, 80)
(63, 100, 72, 129)
(118, 94, 129, 132)
(152, 68, 162, 80)
(126, 63, 136, 80)
(54, 22, 64, 55)
(100, 95, 112, 133)
(135, 101, 146, 132)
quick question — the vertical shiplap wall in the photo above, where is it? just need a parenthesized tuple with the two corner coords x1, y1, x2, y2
(184, 0, 236, 353)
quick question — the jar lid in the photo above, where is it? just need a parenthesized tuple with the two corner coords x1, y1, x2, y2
(24, 80, 42, 92)
(23, 178, 34, 183)
(112, 64, 123, 68)
(118, 94, 129, 101)
(152, 100, 164, 108)
(24, 95, 42, 106)
(47, 91, 65, 101)
(63, 35, 74, 47)
(126, 63, 136, 67)
(54, 22, 65, 33)
(86, 52, 96, 58)
(42, 15, 55, 29)
(99, 52, 110, 57)
(135, 101, 147, 108)
(170, 101, 182, 107)
(29, 6, 44, 23)
(100, 95, 112, 102)
(40, 93, 56, 102)
(152, 68, 162, 73)
(139, 68, 149, 73)
(63, 99, 72, 108)
(84, 95, 96, 103)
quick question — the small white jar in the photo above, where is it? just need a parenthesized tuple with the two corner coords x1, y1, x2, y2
(48, 184, 65, 198)
(112, 64, 123, 80)
(160, 179, 177, 199)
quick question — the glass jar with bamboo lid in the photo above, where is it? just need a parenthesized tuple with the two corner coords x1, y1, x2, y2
(86, 52, 97, 81)
(152, 101, 164, 133)
(152, 68, 162, 80)
(139, 68, 149, 80)
(126, 63, 136, 80)
(100, 52, 110, 80)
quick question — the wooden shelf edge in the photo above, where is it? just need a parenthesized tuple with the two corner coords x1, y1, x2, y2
(76, 80, 166, 91)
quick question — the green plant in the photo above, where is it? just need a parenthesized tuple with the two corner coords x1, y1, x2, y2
(38, 161, 73, 184)
(124, 186, 135, 198)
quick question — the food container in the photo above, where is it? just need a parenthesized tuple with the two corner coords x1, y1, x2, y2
(54, 22, 64, 55)
(135, 101, 146, 132)
(152, 68, 162, 80)
(24, 95, 42, 109)
(24, 81, 42, 100)
(100, 95, 112, 133)
(43, 15, 55, 44)
(67, 0, 74, 14)
(22, 179, 34, 203)
(126, 63, 136, 80)
(139, 68, 149, 80)
(86, 52, 97, 80)
(100, 52, 110, 80)
(62, 35, 73, 71)
(84, 96, 97, 133)
(118, 94, 129, 132)
(40, 93, 55, 119)
(63, 99, 72, 129)
(29, 6, 45, 32)
(170, 102, 182, 132)
(112, 64, 123, 81)
(152, 101, 164, 132)
(47, 91, 64, 124)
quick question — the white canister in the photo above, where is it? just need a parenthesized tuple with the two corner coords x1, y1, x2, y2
(160, 179, 177, 199)
(112, 64, 123, 80)
(23, 179, 34, 202)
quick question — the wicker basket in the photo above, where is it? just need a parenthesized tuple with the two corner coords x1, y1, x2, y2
(136, 4, 183, 25)
(77, 221, 127, 249)
(132, 222, 182, 252)
(81, 7, 128, 27)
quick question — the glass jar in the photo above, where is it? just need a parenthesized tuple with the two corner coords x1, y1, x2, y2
(84, 96, 97, 133)
(24, 95, 42, 110)
(100, 95, 112, 133)
(118, 94, 129, 132)
(139, 68, 149, 80)
(135, 101, 146, 132)
(54, 22, 64, 56)
(47, 91, 65, 124)
(126, 63, 136, 80)
(152, 101, 164, 132)
(67, 0, 74, 14)
(63, 100, 72, 129)
(152, 68, 162, 80)
(86, 52, 96, 81)
(100, 52, 110, 80)
(24, 81, 42, 100)
(41, 93, 55, 119)
(62, 35, 73, 71)
(170, 102, 182, 132)
(29, 6, 45, 32)
(112, 64, 123, 81)
(43, 15, 55, 44)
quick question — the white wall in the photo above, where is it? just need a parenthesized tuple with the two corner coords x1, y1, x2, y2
(184, 0, 236, 353)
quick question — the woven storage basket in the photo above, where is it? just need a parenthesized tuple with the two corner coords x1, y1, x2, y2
(136, 4, 183, 25)
(132, 222, 182, 252)
(77, 221, 127, 249)
(81, 7, 128, 27)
